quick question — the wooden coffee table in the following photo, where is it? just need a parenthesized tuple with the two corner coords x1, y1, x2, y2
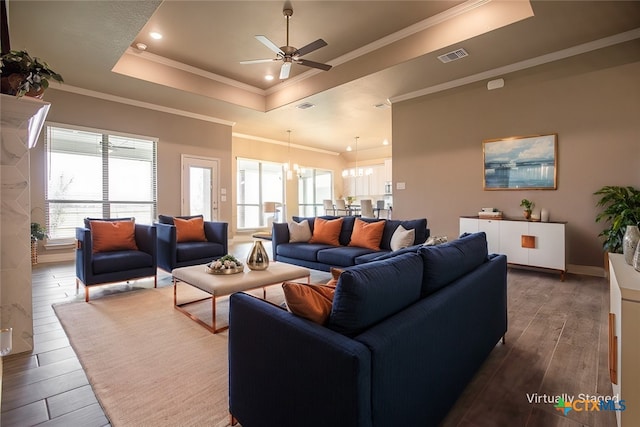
(172, 262, 310, 333)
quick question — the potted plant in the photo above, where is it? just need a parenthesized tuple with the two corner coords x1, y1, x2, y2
(594, 185, 640, 254)
(1, 50, 63, 98)
(30, 222, 47, 265)
(520, 199, 534, 220)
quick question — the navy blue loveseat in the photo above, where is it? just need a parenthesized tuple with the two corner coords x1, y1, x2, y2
(271, 215, 429, 271)
(229, 232, 508, 427)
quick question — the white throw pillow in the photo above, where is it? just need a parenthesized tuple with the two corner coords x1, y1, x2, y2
(289, 220, 312, 243)
(390, 225, 415, 251)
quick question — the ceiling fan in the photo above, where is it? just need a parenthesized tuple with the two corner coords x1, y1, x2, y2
(240, 7, 332, 80)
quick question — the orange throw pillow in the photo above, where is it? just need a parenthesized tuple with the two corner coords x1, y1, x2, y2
(348, 218, 385, 250)
(282, 281, 336, 325)
(325, 267, 343, 288)
(90, 219, 138, 253)
(309, 217, 343, 246)
(174, 216, 207, 243)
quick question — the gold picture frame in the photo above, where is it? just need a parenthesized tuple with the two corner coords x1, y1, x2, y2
(483, 134, 558, 190)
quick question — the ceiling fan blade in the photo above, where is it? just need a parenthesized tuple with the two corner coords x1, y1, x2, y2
(255, 35, 284, 55)
(240, 58, 278, 64)
(279, 62, 292, 79)
(296, 58, 332, 71)
(294, 38, 328, 57)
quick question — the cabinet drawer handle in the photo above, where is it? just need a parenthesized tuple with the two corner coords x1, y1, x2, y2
(521, 235, 536, 249)
(609, 312, 617, 385)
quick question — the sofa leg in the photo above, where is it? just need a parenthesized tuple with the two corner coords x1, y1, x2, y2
(154, 275, 157, 288)
(85, 285, 90, 303)
(502, 335, 506, 345)
(230, 413, 238, 426)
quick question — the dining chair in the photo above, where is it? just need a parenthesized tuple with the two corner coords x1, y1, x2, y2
(360, 199, 375, 218)
(323, 199, 336, 215)
(334, 199, 349, 216)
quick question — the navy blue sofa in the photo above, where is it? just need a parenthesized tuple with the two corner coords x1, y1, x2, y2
(229, 232, 508, 427)
(271, 215, 429, 272)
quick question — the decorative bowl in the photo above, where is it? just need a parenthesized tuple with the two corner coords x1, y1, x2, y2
(205, 254, 244, 275)
(205, 265, 244, 275)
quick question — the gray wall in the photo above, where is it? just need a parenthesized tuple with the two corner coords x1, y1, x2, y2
(391, 41, 640, 269)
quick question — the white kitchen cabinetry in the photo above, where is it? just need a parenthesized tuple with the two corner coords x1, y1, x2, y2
(460, 217, 566, 279)
(609, 253, 640, 427)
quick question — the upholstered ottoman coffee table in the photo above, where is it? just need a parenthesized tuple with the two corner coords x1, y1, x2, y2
(172, 262, 310, 333)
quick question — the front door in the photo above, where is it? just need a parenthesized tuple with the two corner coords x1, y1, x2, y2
(181, 155, 219, 221)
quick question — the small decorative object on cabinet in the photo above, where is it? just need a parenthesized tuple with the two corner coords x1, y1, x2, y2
(622, 225, 640, 266)
(634, 241, 640, 272)
(541, 208, 549, 222)
(246, 240, 269, 270)
(520, 199, 534, 220)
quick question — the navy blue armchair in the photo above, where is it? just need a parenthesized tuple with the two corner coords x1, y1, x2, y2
(155, 215, 228, 272)
(75, 218, 157, 302)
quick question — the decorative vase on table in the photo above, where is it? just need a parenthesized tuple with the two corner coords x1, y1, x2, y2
(246, 240, 269, 270)
(622, 225, 640, 265)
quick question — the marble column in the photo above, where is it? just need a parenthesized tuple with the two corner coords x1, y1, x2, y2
(1, 94, 50, 354)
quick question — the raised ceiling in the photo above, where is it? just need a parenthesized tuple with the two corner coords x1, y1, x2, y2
(6, 1, 640, 155)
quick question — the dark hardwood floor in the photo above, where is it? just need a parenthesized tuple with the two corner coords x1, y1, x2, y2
(1, 243, 616, 427)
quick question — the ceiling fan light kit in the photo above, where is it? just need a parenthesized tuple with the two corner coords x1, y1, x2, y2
(240, 7, 332, 80)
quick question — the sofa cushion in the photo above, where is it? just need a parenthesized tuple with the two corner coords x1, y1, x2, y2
(288, 220, 312, 242)
(277, 242, 333, 262)
(348, 218, 385, 250)
(317, 246, 378, 268)
(328, 252, 423, 336)
(354, 250, 392, 265)
(418, 231, 489, 296)
(309, 217, 343, 246)
(176, 241, 226, 263)
(390, 225, 415, 251)
(92, 250, 152, 274)
(89, 219, 138, 253)
(174, 216, 207, 242)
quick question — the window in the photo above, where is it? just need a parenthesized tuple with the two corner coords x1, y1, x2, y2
(298, 168, 333, 217)
(45, 124, 157, 240)
(237, 158, 284, 229)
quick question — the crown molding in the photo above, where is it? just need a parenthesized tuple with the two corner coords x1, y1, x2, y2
(51, 84, 236, 127)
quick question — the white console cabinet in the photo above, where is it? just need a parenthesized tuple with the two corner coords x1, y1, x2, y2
(460, 217, 566, 279)
(609, 253, 640, 427)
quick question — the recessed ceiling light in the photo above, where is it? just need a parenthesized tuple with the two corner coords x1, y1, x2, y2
(149, 32, 163, 40)
(265, 75, 274, 81)
(346, 146, 352, 152)
(383, 139, 389, 145)
(135, 42, 147, 51)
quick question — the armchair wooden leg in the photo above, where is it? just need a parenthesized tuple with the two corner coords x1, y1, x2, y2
(154, 275, 157, 288)
(85, 285, 90, 302)
(230, 413, 238, 426)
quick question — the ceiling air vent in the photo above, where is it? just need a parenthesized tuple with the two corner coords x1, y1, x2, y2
(437, 48, 469, 64)
(296, 102, 315, 110)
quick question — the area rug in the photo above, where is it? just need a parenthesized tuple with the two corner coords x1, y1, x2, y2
(53, 284, 285, 427)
